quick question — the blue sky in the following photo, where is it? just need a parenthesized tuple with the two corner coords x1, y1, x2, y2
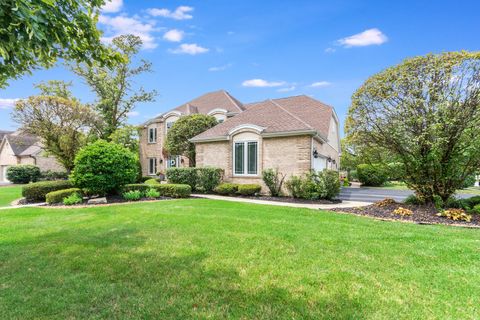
(1, 0, 479, 133)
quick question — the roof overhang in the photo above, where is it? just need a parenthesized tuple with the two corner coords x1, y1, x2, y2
(191, 128, 328, 143)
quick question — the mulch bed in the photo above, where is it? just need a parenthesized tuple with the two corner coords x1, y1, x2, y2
(330, 201, 480, 227)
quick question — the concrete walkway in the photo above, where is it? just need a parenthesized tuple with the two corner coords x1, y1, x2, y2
(192, 194, 370, 210)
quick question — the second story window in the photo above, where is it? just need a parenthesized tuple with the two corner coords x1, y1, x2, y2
(166, 121, 175, 134)
(148, 127, 157, 143)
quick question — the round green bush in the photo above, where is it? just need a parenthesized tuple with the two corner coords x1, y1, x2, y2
(46, 188, 82, 204)
(214, 183, 239, 195)
(356, 164, 389, 186)
(70, 140, 138, 195)
(145, 178, 160, 185)
(6, 165, 41, 184)
(237, 184, 261, 196)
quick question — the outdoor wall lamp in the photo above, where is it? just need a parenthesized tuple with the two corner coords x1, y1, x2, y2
(312, 149, 319, 158)
(159, 159, 163, 164)
(327, 156, 332, 163)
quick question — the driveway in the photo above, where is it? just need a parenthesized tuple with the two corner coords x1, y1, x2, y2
(338, 187, 473, 203)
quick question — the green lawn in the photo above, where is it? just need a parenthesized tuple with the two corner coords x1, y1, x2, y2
(0, 185, 23, 207)
(0, 200, 479, 319)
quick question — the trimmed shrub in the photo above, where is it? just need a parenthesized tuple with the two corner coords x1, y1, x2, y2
(166, 167, 197, 190)
(237, 184, 261, 196)
(122, 183, 191, 198)
(123, 190, 142, 201)
(46, 188, 82, 204)
(22, 180, 73, 202)
(404, 194, 424, 205)
(356, 164, 388, 186)
(471, 204, 480, 215)
(145, 179, 160, 185)
(214, 183, 239, 195)
(139, 176, 155, 183)
(6, 165, 41, 184)
(40, 170, 68, 181)
(285, 176, 303, 198)
(318, 170, 341, 200)
(70, 140, 138, 195)
(145, 188, 160, 199)
(262, 168, 286, 197)
(285, 170, 340, 200)
(63, 193, 83, 205)
(196, 167, 223, 193)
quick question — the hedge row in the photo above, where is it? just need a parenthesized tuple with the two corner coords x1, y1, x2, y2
(214, 183, 261, 196)
(22, 180, 73, 202)
(122, 183, 191, 198)
(46, 188, 82, 204)
(166, 167, 223, 192)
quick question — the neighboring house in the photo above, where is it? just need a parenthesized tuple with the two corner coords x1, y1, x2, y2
(0, 131, 64, 182)
(139, 90, 340, 192)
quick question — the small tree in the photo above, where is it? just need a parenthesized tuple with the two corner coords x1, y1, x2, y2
(345, 51, 480, 203)
(73, 35, 157, 139)
(12, 95, 96, 172)
(109, 125, 140, 154)
(165, 114, 218, 166)
(0, 0, 118, 88)
(70, 140, 138, 195)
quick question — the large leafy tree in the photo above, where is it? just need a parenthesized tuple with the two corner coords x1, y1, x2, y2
(165, 114, 218, 166)
(345, 51, 480, 203)
(0, 0, 117, 88)
(73, 34, 157, 139)
(12, 81, 96, 171)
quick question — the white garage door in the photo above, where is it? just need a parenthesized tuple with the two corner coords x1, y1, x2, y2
(312, 156, 326, 172)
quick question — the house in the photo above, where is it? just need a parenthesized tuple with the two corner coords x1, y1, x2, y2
(139, 90, 340, 192)
(0, 131, 64, 182)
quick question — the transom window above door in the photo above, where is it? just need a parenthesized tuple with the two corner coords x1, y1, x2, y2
(233, 141, 258, 176)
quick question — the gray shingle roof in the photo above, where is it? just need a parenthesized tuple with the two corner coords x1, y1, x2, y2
(4, 132, 39, 155)
(191, 95, 332, 141)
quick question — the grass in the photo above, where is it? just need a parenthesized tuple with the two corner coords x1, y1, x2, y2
(0, 199, 479, 319)
(0, 185, 23, 207)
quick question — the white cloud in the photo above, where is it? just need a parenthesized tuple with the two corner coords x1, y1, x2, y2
(208, 64, 232, 72)
(277, 86, 296, 92)
(98, 14, 159, 49)
(169, 43, 209, 55)
(337, 28, 388, 47)
(127, 111, 139, 117)
(163, 29, 184, 42)
(324, 47, 336, 53)
(147, 6, 194, 20)
(0, 98, 19, 109)
(309, 81, 331, 88)
(101, 0, 123, 13)
(242, 79, 287, 88)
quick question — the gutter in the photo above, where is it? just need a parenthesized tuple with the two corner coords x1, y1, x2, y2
(190, 129, 328, 143)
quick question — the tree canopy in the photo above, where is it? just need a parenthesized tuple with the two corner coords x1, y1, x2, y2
(12, 81, 96, 171)
(73, 34, 156, 139)
(0, 0, 117, 88)
(345, 51, 480, 202)
(165, 114, 218, 166)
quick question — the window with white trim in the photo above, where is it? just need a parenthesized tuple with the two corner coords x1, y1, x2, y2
(233, 141, 258, 175)
(166, 121, 175, 134)
(148, 158, 157, 175)
(148, 127, 157, 143)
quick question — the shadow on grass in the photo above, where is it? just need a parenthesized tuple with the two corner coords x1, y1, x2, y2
(0, 224, 370, 319)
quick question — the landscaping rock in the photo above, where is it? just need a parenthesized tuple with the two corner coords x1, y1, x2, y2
(87, 197, 107, 205)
